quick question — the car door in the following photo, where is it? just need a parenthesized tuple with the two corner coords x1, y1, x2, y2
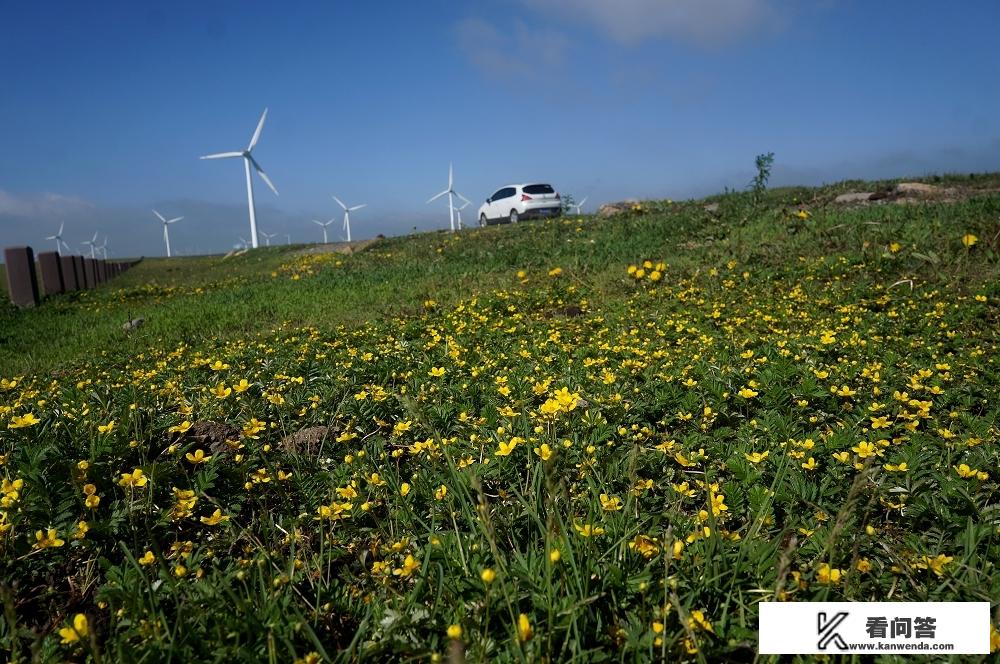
(494, 187, 515, 219)
(487, 189, 506, 221)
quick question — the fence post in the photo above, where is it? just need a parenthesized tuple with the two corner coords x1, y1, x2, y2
(4, 246, 40, 308)
(82, 258, 96, 289)
(37, 251, 64, 295)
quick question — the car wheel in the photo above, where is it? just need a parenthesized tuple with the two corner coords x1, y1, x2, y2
(480, 214, 487, 227)
(509, 209, 518, 224)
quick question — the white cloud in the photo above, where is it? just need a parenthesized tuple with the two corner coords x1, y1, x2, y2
(455, 17, 570, 79)
(518, 0, 780, 46)
(0, 190, 94, 218)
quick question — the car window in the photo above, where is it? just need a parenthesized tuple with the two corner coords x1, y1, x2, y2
(490, 189, 505, 201)
(523, 184, 555, 194)
(499, 187, 516, 199)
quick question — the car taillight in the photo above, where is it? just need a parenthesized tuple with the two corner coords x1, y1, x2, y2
(521, 194, 533, 201)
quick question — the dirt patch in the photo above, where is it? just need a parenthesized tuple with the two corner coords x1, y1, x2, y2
(168, 420, 240, 455)
(281, 426, 333, 455)
(291, 236, 383, 257)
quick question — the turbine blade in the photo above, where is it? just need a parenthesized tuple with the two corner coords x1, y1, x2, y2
(349, 204, 366, 211)
(167, 217, 183, 224)
(427, 190, 449, 203)
(152, 209, 166, 222)
(448, 162, 453, 188)
(248, 108, 268, 151)
(580, 196, 588, 205)
(332, 195, 347, 210)
(58, 222, 64, 236)
(248, 155, 278, 195)
(312, 219, 323, 227)
(456, 192, 471, 206)
(200, 151, 243, 160)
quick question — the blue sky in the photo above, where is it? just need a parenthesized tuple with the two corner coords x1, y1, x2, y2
(2, 0, 999, 257)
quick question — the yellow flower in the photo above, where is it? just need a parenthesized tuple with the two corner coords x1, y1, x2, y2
(599, 493, 623, 511)
(549, 548, 561, 563)
(856, 558, 872, 573)
(174, 564, 187, 577)
(447, 624, 462, 639)
(961, 233, 978, 248)
(832, 451, 851, 464)
(233, 379, 252, 393)
(533, 443, 553, 461)
(211, 383, 232, 399)
(7, 413, 40, 429)
(547, 267, 562, 277)
(744, 451, 768, 464)
(428, 367, 446, 377)
(168, 420, 192, 434)
(72, 520, 88, 539)
(956, 464, 988, 480)
(889, 242, 902, 253)
(209, 360, 229, 371)
(139, 551, 156, 566)
(496, 440, 517, 456)
(884, 462, 908, 472)
(816, 563, 844, 585)
(480, 568, 496, 584)
(118, 468, 148, 488)
(97, 420, 115, 434)
(34, 528, 65, 549)
(200, 509, 229, 526)
(801, 457, 818, 471)
(573, 522, 605, 537)
(851, 441, 880, 459)
(399, 482, 411, 497)
(392, 554, 420, 577)
(434, 485, 447, 500)
(185, 449, 211, 464)
(687, 609, 714, 633)
(58, 614, 88, 644)
(517, 613, 533, 641)
(738, 387, 759, 399)
(917, 553, 953, 576)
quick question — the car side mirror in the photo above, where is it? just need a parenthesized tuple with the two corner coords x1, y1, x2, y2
(486, 198, 491, 203)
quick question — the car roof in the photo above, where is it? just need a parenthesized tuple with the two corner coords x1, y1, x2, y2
(495, 183, 551, 189)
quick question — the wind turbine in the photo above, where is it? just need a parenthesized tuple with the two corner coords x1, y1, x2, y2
(153, 210, 183, 258)
(333, 196, 366, 242)
(456, 200, 471, 230)
(285, 234, 291, 246)
(82, 232, 99, 259)
(260, 230, 276, 246)
(426, 163, 471, 232)
(312, 218, 335, 243)
(200, 108, 278, 249)
(237, 236, 249, 251)
(571, 196, 588, 215)
(44, 223, 65, 254)
(96, 236, 109, 259)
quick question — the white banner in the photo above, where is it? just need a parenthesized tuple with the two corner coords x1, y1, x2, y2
(759, 602, 990, 654)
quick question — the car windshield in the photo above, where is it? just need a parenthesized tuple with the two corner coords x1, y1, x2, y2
(523, 184, 554, 194)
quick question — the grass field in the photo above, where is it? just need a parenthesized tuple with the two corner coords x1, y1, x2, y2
(1, 175, 999, 661)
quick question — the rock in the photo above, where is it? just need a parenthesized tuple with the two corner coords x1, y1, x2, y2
(894, 182, 941, 197)
(187, 420, 241, 455)
(597, 199, 639, 218)
(834, 192, 874, 204)
(123, 317, 145, 332)
(281, 426, 332, 455)
(703, 203, 720, 213)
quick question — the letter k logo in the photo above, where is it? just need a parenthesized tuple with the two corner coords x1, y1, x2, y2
(817, 612, 849, 650)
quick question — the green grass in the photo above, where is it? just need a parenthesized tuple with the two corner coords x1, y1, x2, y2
(1, 175, 999, 662)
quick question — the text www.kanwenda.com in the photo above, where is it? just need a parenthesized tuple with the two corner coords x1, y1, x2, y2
(845, 642, 956, 651)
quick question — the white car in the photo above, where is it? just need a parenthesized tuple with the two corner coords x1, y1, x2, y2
(478, 183, 562, 226)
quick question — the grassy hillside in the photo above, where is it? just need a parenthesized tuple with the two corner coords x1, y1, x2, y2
(1, 176, 998, 662)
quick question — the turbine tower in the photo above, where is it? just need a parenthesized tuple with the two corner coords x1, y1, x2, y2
(200, 108, 278, 249)
(427, 163, 470, 232)
(260, 230, 276, 246)
(333, 196, 366, 242)
(44, 223, 65, 254)
(312, 218, 335, 243)
(456, 200, 471, 230)
(571, 196, 588, 215)
(82, 232, 99, 259)
(153, 210, 183, 258)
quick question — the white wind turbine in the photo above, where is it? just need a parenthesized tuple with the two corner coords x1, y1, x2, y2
(571, 196, 588, 215)
(312, 218, 335, 243)
(455, 199, 471, 230)
(96, 236, 109, 259)
(44, 223, 66, 254)
(426, 163, 470, 232)
(153, 210, 183, 257)
(333, 196, 366, 242)
(82, 232, 99, 258)
(260, 230, 276, 246)
(200, 108, 278, 249)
